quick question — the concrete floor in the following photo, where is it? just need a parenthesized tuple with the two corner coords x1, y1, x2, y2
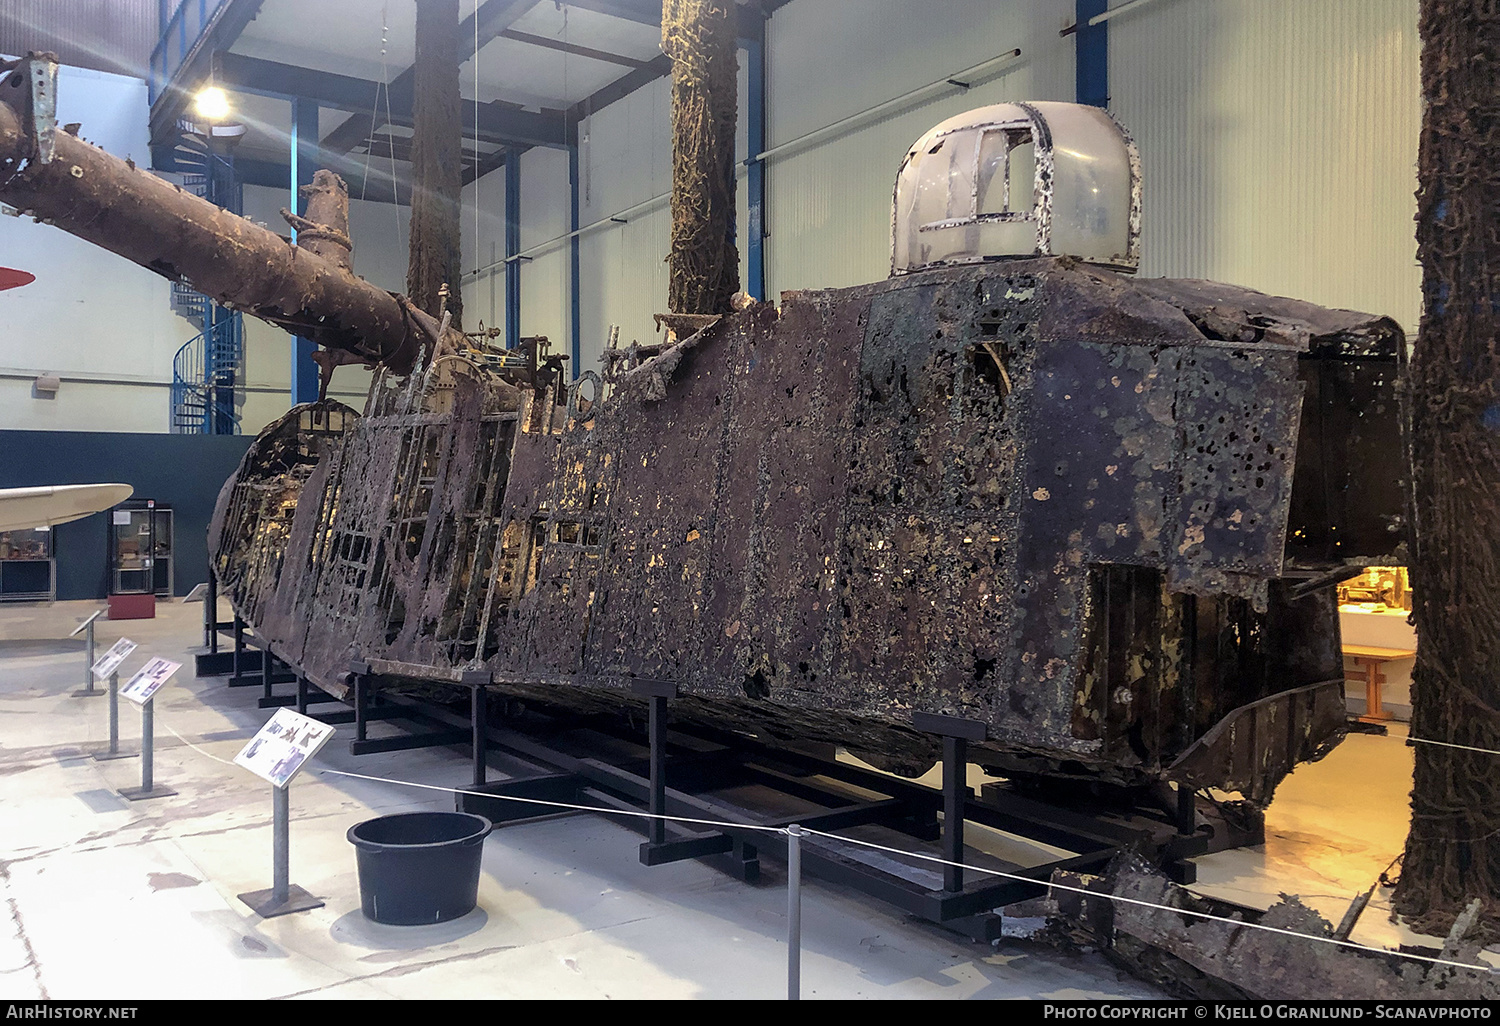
(0, 599, 1452, 999)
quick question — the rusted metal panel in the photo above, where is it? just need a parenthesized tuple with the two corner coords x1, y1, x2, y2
(200, 259, 1404, 804)
(2, 59, 1410, 808)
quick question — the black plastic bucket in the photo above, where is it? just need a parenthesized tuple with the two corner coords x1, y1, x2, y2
(347, 811, 493, 925)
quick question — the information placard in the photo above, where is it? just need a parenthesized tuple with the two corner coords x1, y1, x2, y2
(234, 709, 336, 789)
(119, 657, 180, 705)
(91, 638, 137, 680)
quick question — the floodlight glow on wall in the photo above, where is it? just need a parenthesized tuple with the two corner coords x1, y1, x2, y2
(194, 86, 231, 122)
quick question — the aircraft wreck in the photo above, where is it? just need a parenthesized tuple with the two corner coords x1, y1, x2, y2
(0, 59, 1403, 807)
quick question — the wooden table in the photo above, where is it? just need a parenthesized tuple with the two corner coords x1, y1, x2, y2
(1343, 644, 1415, 723)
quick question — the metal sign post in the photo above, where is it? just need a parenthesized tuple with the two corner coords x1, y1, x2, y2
(91, 671, 135, 762)
(70, 610, 104, 698)
(237, 784, 323, 918)
(116, 657, 180, 801)
(234, 708, 334, 918)
(118, 695, 176, 801)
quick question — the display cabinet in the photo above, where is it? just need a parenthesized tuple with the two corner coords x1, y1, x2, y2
(0, 526, 56, 601)
(109, 501, 173, 599)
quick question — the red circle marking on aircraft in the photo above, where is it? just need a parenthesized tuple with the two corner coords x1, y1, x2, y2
(0, 268, 36, 291)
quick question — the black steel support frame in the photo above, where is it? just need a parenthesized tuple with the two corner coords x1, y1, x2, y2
(196, 634, 1251, 939)
(344, 660, 474, 756)
(437, 702, 1232, 940)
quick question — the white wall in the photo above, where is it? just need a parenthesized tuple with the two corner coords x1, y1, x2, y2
(571, 62, 752, 377)
(0, 65, 193, 432)
(461, 158, 509, 334)
(518, 146, 573, 354)
(1110, 0, 1421, 334)
(577, 76, 673, 367)
(763, 0, 1077, 296)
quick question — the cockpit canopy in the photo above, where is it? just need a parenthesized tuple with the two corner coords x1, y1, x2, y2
(891, 101, 1142, 276)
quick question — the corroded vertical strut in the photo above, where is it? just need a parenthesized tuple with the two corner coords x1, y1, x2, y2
(663, 0, 740, 315)
(408, 0, 464, 329)
(1396, 1, 1500, 934)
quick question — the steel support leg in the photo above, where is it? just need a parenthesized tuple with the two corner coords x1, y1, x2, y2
(472, 684, 487, 787)
(649, 694, 667, 846)
(208, 571, 220, 654)
(232, 615, 245, 686)
(354, 669, 369, 741)
(203, 570, 214, 651)
(1177, 781, 1197, 836)
(296, 674, 308, 716)
(943, 734, 966, 893)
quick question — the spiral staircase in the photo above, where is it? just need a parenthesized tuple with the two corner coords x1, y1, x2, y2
(166, 126, 244, 434)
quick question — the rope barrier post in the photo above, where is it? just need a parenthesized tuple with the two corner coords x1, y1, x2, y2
(93, 670, 136, 762)
(912, 712, 987, 893)
(119, 695, 176, 800)
(630, 679, 678, 851)
(786, 823, 804, 1000)
(238, 783, 324, 918)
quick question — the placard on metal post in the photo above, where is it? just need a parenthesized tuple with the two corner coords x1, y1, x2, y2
(70, 610, 104, 698)
(91, 638, 138, 761)
(234, 708, 335, 918)
(117, 658, 180, 801)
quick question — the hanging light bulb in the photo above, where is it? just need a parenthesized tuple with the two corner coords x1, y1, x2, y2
(194, 86, 231, 122)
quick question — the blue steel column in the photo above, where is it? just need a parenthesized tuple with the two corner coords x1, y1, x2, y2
(290, 97, 320, 405)
(1076, 0, 1109, 109)
(569, 135, 582, 378)
(745, 29, 766, 302)
(505, 148, 521, 350)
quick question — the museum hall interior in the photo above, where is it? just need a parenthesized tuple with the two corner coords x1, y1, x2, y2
(1, 0, 1495, 1003)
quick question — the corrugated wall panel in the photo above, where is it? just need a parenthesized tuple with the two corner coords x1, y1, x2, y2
(519, 146, 573, 352)
(0, 0, 157, 79)
(1110, 0, 1421, 332)
(575, 62, 750, 375)
(461, 163, 509, 334)
(763, 0, 1076, 297)
(578, 75, 673, 371)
